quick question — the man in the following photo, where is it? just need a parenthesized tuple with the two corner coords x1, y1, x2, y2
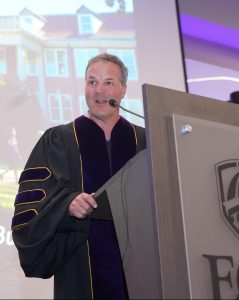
(11, 53, 146, 299)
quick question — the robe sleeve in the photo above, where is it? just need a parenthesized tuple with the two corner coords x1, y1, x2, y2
(11, 125, 89, 279)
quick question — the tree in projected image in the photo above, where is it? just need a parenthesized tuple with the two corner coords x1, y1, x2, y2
(105, 0, 126, 12)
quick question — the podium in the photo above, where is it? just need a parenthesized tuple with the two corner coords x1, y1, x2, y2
(95, 84, 239, 299)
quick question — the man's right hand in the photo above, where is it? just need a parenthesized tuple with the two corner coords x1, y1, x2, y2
(69, 192, 97, 219)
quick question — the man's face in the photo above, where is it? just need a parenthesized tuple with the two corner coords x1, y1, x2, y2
(85, 61, 127, 121)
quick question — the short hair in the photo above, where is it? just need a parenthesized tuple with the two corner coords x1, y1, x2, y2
(229, 91, 239, 104)
(85, 53, 128, 86)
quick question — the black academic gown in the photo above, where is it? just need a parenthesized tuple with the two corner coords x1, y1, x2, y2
(11, 115, 146, 299)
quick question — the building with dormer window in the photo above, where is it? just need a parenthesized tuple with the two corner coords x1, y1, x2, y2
(0, 4, 140, 134)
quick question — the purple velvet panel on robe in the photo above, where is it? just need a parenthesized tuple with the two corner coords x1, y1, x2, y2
(11, 209, 37, 229)
(14, 189, 45, 206)
(18, 167, 51, 184)
(74, 116, 137, 299)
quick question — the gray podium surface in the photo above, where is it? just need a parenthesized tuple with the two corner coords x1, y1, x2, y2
(142, 84, 239, 299)
(95, 149, 162, 299)
(173, 114, 239, 299)
(95, 84, 239, 299)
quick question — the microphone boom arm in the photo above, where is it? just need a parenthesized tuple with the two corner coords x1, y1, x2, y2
(118, 105, 144, 119)
(109, 99, 144, 119)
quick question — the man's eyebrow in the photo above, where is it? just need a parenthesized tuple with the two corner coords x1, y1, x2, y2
(86, 76, 96, 81)
(86, 76, 115, 81)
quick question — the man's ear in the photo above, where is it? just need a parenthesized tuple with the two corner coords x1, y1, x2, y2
(121, 84, 127, 99)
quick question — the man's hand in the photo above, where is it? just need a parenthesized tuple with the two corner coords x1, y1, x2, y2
(69, 192, 97, 219)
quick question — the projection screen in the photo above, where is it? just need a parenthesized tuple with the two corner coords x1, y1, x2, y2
(0, 0, 185, 298)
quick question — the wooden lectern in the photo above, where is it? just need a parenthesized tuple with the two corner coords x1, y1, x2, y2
(95, 84, 239, 299)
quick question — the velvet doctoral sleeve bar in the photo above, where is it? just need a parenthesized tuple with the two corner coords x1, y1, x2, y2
(11, 123, 90, 280)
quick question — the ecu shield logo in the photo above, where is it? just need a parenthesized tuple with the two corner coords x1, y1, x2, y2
(215, 160, 239, 237)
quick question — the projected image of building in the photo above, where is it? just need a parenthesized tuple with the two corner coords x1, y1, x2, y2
(0, 4, 139, 184)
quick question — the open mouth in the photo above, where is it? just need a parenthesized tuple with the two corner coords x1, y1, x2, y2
(95, 99, 108, 104)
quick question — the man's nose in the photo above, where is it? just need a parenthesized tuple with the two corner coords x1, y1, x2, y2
(95, 83, 106, 93)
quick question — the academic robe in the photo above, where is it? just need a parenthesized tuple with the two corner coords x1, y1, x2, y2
(11, 115, 146, 299)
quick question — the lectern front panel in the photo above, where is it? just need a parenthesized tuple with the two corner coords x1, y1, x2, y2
(173, 113, 239, 299)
